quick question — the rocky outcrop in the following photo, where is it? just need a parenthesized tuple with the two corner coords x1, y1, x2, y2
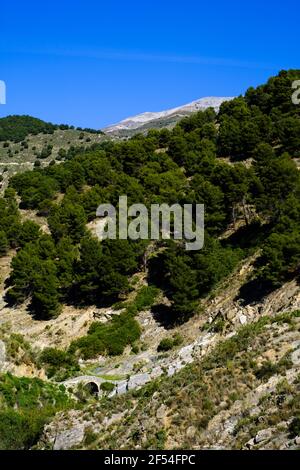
(63, 332, 217, 397)
(39, 312, 300, 451)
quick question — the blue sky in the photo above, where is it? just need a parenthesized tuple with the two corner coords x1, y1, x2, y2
(0, 1, 299, 128)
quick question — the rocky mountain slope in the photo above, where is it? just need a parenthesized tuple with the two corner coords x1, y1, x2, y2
(103, 97, 233, 137)
(38, 308, 300, 450)
(0, 70, 299, 451)
(1, 246, 299, 450)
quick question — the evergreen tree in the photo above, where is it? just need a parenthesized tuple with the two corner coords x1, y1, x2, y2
(164, 251, 199, 317)
(31, 259, 61, 319)
(0, 231, 8, 256)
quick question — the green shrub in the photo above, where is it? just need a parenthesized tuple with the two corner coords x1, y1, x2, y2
(40, 347, 79, 379)
(157, 333, 183, 352)
(211, 317, 225, 333)
(70, 310, 141, 359)
(133, 286, 159, 311)
(131, 343, 139, 354)
(155, 429, 167, 450)
(172, 333, 183, 346)
(83, 427, 98, 446)
(144, 429, 167, 450)
(0, 409, 45, 450)
(254, 361, 278, 380)
(289, 416, 300, 438)
(4, 333, 36, 365)
(100, 382, 115, 393)
(157, 338, 174, 352)
(0, 373, 71, 449)
(40, 347, 69, 366)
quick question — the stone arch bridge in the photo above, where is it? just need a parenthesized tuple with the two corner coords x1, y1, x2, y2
(63, 373, 151, 398)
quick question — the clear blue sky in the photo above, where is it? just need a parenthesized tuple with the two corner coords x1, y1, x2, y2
(0, 0, 299, 128)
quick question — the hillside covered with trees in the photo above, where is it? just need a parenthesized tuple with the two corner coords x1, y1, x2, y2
(0, 70, 298, 363)
(0, 115, 103, 143)
(0, 70, 300, 450)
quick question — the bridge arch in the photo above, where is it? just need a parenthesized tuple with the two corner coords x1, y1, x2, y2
(84, 381, 99, 397)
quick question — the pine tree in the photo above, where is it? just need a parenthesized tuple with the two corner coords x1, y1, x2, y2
(0, 230, 8, 256)
(31, 260, 61, 319)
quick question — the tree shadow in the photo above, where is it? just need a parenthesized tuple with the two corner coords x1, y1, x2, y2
(4, 276, 13, 290)
(63, 284, 120, 309)
(235, 278, 276, 306)
(221, 221, 273, 250)
(3, 292, 16, 309)
(151, 303, 190, 329)
(147, 253, 168, 290)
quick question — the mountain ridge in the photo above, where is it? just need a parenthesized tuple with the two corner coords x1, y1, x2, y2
(103, 96, 234, 134)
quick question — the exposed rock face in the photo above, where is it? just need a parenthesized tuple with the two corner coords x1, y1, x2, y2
(40, 409, 129, 450)
(63, 332, 217, 398)
(189, 263, 300, 338)
(2, 249, 300, 451)
(0, 303, 119, 350)
(254, 429, 273, 444)
(39, 313, 300, 451)
(40, 410, 92, 450)
(57, 256, 300, 452)
(53, 425, 86, 451)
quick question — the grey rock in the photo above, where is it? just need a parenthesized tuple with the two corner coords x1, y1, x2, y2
(53, 424, 85, 450)
(156, 404, 167, 420)
(254, 429, 272, 444)
(186, 426, 196, 438)
(151, 366, 163, 379)
(245, 438, 256, 448)
(291, 348, 300, 366)
(226, 309, 237, 321)
(279, 443, 290, 450)
(103, 412, 126, 428)
(111, 381, 127, 397)
(128, 373, 150, 389)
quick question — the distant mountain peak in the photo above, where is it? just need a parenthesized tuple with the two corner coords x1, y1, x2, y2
(103, 96, 234, 134)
